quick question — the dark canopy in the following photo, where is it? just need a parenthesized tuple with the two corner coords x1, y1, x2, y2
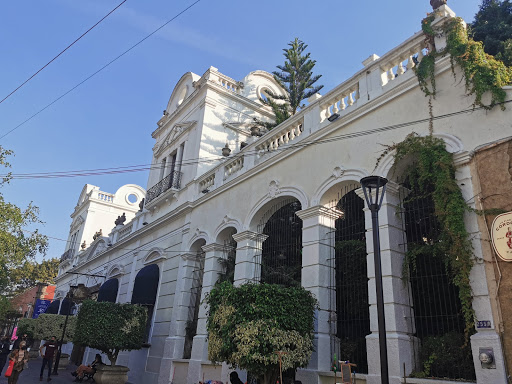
(131, 264, 159, 305)
(45, 300, 60, 314)
(59, 298, 75, 315)
(97, 278, 119, 303)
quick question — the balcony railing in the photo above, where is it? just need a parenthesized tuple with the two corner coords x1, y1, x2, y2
(60, 248, 75, 263)
(146, 170, 183, 204)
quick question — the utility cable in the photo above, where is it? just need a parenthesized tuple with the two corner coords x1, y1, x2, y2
(0, 0, 128, 106)
(0, 0, 202, 141)
(4, 99, 511, 180)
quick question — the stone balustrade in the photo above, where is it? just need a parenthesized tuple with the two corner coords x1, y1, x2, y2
(117, 223, 133, 241)
(97, 192, 114, 202)
(255, 118, 304, 157)
(217, 73, 242, 94)
(224, 156, 244, 180)
(380, 41, 428, 86)
(199, 173, 215, 192)
(321, 82, 360, 121)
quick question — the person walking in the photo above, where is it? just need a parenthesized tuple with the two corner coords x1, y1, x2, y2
(7, 341, 29, 384)
(0, 336, 11, 375)
(39, 336, 58, 382)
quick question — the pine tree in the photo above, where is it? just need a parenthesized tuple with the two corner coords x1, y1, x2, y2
(257, 38, 323, 130)
(471, 0, 512, 66)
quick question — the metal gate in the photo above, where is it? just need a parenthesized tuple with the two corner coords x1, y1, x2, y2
(328, 185, 370, 373)
(184, 250, 205, 359)
(255, 199, 303, 286)
(399, 178, 476, 380)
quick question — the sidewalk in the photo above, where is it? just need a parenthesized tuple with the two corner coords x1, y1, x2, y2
(0, 357, 78, 384)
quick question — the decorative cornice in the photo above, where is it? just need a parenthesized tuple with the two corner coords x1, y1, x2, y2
(202, 243, 225, 253)
(296, 206, 341, 221)
(233, 230, 268, 243)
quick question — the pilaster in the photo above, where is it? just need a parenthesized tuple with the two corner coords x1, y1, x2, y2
(296, 206, 338, 373)
(233, 231, 268, 285)
(188, 243, 226, 383)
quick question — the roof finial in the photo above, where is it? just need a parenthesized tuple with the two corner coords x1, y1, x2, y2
(430, 0, 447, 10)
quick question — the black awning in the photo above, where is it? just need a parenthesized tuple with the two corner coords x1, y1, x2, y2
(59, 298, 75, 315)
(97, 278, 119, 303)
(131, 264, 159, 305)
(45, 300, 60, 314)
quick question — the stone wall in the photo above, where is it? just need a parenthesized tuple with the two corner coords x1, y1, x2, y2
(474, 138, 512, 374)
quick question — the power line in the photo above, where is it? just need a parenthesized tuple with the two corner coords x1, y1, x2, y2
(0, 0, 202, 141)
(0, 0, 128, 106)
(3, 100, 511, 180)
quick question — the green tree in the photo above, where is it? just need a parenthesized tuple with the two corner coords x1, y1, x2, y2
(472, 0, 512, 66)
(0, 145, 48, 295)
(205, 282, 317, 384)
(35, 314, 76, 342)
(258, 38, 323, 129)
(8, 258, 60, 294)
(73, 300, 147, 366)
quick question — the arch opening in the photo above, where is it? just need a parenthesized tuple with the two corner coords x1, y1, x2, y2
(399, 175, 475, 380)
(256, 199, 302, 286)
(131, 264, 160, 342)
(330, 186, 370, 374)
(97, 278, 119, 303)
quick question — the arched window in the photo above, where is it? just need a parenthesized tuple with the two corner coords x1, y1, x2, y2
(258, 200, 302, 286)
(334, 188, 369, 373)
(131, 264, 160, 342)
(401, 178, 475, 380)
(97, 279, 119, 303)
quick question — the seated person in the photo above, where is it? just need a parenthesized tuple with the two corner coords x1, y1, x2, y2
(72, 354, 103, 381)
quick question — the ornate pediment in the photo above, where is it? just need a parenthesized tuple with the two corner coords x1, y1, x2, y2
(154, 121, 197, 156)
(70, 216, 85, 231)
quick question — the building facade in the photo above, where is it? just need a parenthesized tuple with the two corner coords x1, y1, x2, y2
(54, 6, 512, 384)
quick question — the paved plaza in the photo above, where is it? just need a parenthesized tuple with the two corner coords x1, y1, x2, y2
(0, 357, 78, 384)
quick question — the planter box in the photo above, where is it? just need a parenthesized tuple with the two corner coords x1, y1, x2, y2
(58, 353, 70, 370)
(94, 365, 130, 384)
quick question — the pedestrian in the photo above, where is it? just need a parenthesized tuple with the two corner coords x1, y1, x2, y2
(230, 372, 244, 384)
(12, 334, 28, 350)
(0, 336, 11, 375)
(72, 353, 103, 381)
(39, 336, 58, 382)
(7, 341, 29, 384)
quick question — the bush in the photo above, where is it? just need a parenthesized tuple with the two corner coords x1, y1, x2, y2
(206, 282, 317, 384)
(35, 314, 76, 342)
(17, 318, 37, 340)
(73, 300, 147, 366)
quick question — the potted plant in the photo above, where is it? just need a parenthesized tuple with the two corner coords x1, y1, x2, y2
(73, 300, 147, 384)
(222, 143, 231, 157)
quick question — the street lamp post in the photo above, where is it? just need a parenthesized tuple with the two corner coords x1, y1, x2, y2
(360, 176, 389, 384)
(53, 284, 89, 374)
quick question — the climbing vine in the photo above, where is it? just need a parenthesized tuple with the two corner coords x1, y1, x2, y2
(416, 13, 512, 110)
(377, 133, 475, 335)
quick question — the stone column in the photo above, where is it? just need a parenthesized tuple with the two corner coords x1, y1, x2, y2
(188, 243, 225, 383)
(233, 231, 268, 286)
(158, 253, 198, 384)
(456, 160, 508, 384)
(356, 182, 417, 384)
(295, 206, 337, 380)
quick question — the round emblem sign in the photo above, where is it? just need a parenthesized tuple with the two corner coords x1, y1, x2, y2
(491, 212, 512, 262)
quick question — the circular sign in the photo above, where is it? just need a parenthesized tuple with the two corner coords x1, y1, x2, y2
(491, 212, 512, 262)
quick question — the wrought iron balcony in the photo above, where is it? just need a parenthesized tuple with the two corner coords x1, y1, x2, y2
(60, 248, 75, 263)
(146, 170, 183, 204)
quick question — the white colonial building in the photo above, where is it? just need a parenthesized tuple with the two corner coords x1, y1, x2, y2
(54, 5, 512, 384)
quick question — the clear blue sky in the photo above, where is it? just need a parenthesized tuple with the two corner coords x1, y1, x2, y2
(0, 0, 482, 260)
